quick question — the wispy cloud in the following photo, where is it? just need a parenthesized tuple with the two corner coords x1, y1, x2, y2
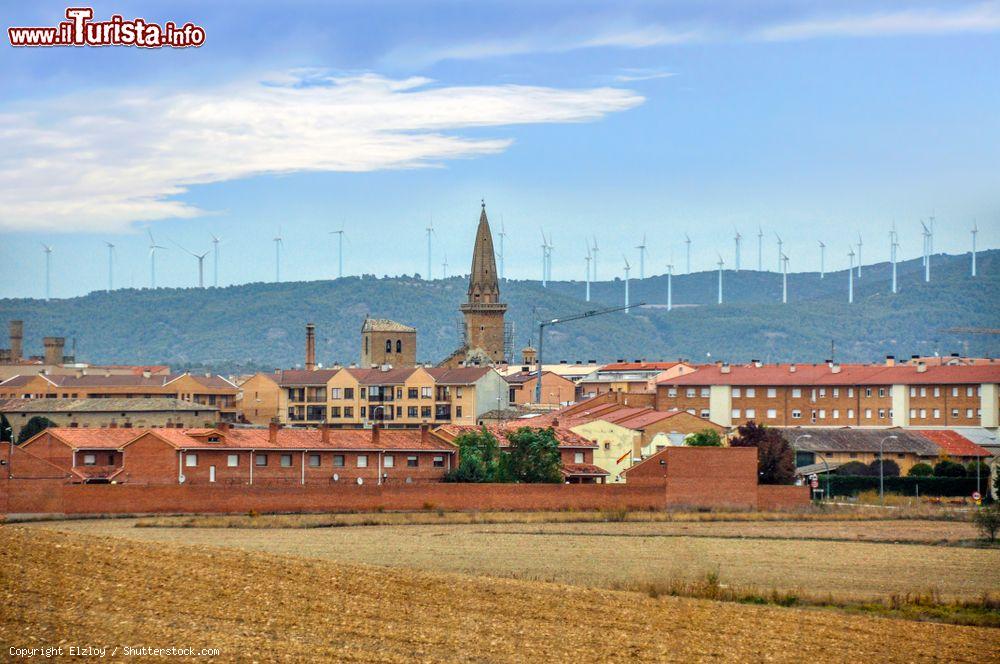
(0, 73, 643, 233)
(613, 68, 677, 83)
(754, 1, 1000, 41)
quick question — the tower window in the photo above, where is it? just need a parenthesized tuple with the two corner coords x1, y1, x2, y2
(385, 340, 392, 353)
(396, 340, 402, 353)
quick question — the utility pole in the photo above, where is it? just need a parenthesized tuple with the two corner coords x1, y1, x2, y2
(534, 303, 640, 402)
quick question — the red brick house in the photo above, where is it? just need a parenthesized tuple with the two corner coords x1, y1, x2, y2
(18, 423, 457, 486)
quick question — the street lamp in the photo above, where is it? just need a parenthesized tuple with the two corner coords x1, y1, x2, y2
(878, 435, 899, 505)
(817, 454, 832, 501)
(793, 434, 812, 482)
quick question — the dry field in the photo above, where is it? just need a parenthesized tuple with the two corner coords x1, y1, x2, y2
(25, 517, 999, 604)
(2, 526, 998, 663)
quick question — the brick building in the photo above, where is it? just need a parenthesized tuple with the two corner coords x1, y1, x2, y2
(0, 397, 218, 433)
(504, 370, 577, 406)
(577, 361, 697, 397)
(655, 360, 1000, 429)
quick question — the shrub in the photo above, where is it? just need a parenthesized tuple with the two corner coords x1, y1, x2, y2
(973, 505, 1000, 542)
(836, 461, 872, 476)
(685, 429, 723, 447)
(908, 462, 934, 477)
(934, 460, 967, 477)
(966, 461, 992, 482)
(601, 508, 629, 522)
(869, 458, 900, 477)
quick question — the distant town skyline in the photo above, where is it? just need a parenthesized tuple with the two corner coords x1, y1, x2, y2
(2, 1, 998, 298)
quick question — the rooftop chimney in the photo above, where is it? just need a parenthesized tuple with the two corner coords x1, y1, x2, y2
(268, 420, 280, 444)
(371, 424, 380, 446)
(916, 361, 927, 373)
(9, 320, 23, 362)
(216, 421, 230, 433)
(720, 363, 731, 374)
(830, 363, 841, 374)
(420, 423, 429, 444)
(789, 364, 797, 373)
(305, 323, 316, 371)
(43, 336, 65, 366)
(885, 355, 895, 367)
(321, 422, 330, 445)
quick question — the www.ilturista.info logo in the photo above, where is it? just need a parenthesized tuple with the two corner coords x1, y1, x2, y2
(8, 7, 205, 48)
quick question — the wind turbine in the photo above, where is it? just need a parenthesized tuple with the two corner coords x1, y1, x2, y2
(210, 233, 222, 287)
(734, 228, 742, 271)
(716, 255, 724, 304)
(818, 241, 826, 279)
(636, 234, 647, 279)
(775, 233, 783, 272)
(757, 226, 763, 271)
(546, 232, 554, 282)
(498, 216, 506, 281)
(330, 228, 345, 279)
(971, 220, 978, 277)
(584, 244, 592, 302)
(41, 243, 52, 301)
(848, 247, 855, 304)
(442, 253, 449, 279)
(172, 241, 209, 288)
(665, 262, 673, 312)
(781, 252, 789, 303)
(147, 230, 166, 288)
(623, 255, 631, 313)
(591, 236, 599, 282)
(921, 221, 931, 282)
(540, 230, 549, 287)
(104, 241, 115, 292)
(890, 224, 898, 294)
(684, 234, 691, 274)
(856, 233, 863, 279)
(273, 230, 283, 283)
(425, 219, 434, 281)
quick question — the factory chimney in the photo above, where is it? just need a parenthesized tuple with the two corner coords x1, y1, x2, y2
(10, 320, 23, 362)
(305, 323, 316, 371)
(43, 336, 65, 366)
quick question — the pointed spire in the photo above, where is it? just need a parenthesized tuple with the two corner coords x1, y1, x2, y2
(467, 201, 501, 304)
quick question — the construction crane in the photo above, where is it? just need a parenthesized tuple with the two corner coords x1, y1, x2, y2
(533, 303, 643, 403)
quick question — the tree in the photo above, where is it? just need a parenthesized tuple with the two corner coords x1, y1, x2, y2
(934, 460, 966, 477)
(729, 421, 794, 484)
(907, 462, 933, 477)
(972, 505, 1000, 542)
(17, 416, 56, 444)
(686, 429, 723, 447)
(504, 427, 563, 484)
(966, 461, 992, 484)
(0, 413, 13, 442)
(836, 461, 873, 476)
(443, 428, 505, 483)
(869, 458, 900, 478)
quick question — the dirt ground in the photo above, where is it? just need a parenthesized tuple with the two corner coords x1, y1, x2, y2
(2, 526, 997, 663)
(31, 517, 999, 603)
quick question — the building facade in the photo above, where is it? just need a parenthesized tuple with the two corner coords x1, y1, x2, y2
(0, 397, 218, 433)
(360, 318, 417, 368)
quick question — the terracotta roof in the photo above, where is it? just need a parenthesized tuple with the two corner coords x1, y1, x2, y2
(561, 463, 610, 477)
(361, 318, 415, 333)
(607, 409, 687, 429)
(660, 364, 1000, 387)
(503, 370, 565, 385)
(599, 362, 682, 372)
(433, 424, 597, 448)
(277, 369, 340, 386)
(425, 367, 492, 384)
(23, 428, 141, 450)
(915, 430, 990, 458)
(0, 372, 238, 390)
(346, 367, 418, 385)
(0, 397, 215, 413)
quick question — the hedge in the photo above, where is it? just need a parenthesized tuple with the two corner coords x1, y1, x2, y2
(824, 475, 988, 499)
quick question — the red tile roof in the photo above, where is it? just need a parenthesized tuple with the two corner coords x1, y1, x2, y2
(561, 463, 610, 477)
(659, 363, 1000, 387)
(345, 367, 419, 385)
(425, 367, 492, 384)
(0, 372, 238, 390)
(915, 430, 990, 458)
(276, 369, 340, 386)
(23, 428, 141, 450)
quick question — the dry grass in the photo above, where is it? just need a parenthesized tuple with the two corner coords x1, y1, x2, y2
(2, 526, 997, 662)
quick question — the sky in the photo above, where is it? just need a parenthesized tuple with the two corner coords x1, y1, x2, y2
(1, 0, 998, 298)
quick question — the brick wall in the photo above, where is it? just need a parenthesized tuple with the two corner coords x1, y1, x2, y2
(662, 447, 758, 509)
(756, 485, 810, 510)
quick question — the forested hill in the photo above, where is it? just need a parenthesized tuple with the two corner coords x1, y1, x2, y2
(1, 250, 997, 373)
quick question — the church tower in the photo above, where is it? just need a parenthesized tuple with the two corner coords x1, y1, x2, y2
(439, 201, 508, 367)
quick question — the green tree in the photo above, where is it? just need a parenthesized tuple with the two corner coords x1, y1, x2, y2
(869, 458, 900, 477)
(965, 461, 991, 485)
(907, 462, 934, 477)
(835, 461, 873, 476)
(504, 427, 563, 484)
(443, 428, 505, 483)
(972, 505, 1000, 542)
(729, 421, 795, 485)
(934, 460, 966, 477)
(17, 416, 56, 444)
(0, 413, 13, 442)
(685, 429, 723, 447)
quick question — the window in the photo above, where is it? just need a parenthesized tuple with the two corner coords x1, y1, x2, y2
(832, 388, 839, 398)
(385, 339, 392, 353)
(767, 388, 777, 398)
(745, 388, 756, 398)
(331, 387, 342, 399)
(333, 455, 345, 467)
(700, 409, 710, 419)
(865, 388, 872, 397)
(357, 455, 368, 468)
(951, 387, 959, 397)
(909, 387, 916, 397)
(818, 409, 826, 418)
(766, 409, 777, 419)
(83, 453, 96, 466)
(330, 406, 341, 418)
(731, 409, 741, 419)
(433, 456, 445, 468)
(360, 407, 366, 418)
(344, 407, 354, 418)
(966, 409, 974, 418)
(832, 409, 839, 418)
(421, 406, 431, 418)
(951, 409, 959, 418)
(847, 388, 854, 398)
(745, 408, 756, 419)
(667, 388, 677, 397)
(685, 388, 696, 398)
(933, 387, 940, 397)
(932, 409, 940, 419)
(185, 453, 198, 467)
(732, 387, 741, 398)
(878, 387, 886, 398)
(967, 386, 974, 397)
(227, 454, 239, 467)
(360, 388, 366, 398)
(791, 410, 802, 419)
(396, 406, 402, 417)
(919, 409, 927, 418)
(408, 406, 418, 417)
(396, 340, 402, 353)
(280, 454, 292, 468)
(791, 388, 802, 399)
(819, 388, 826, 398)
(308, 454, 321, 467)
(847, 409, 854, 419)
(878, 409, 885, 419)
(455, 388, 463, 398)
(396, 388, 403, 399)
(344, 388, 354, 399)
(384, 455, 394, 468)
(421, 387, 432, 398)
(700, 388, 710, 398)
(864, 409, 872, 419)
(407, 456, 418, 467)
(455, 406, 463, 418)
(574, 452, 584, 463)
(850, 453, 858, 459)
(408, 387, 418, 399)
(909, 409, 916, 418)
(255, 454, 267, 466)
(919, 387, 926, 397)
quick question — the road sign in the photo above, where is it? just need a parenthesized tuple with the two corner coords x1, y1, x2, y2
(972, 491, 982, 501)
(810, 478, 819, 489)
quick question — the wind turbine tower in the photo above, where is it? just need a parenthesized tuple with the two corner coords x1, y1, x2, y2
(425, 219, 434, 281)
(775, 233, 783, 272)
(175, 244, 209, 288)
(684, 234, 691, 274)
(623, 256, 631, 313)
(734, 229, 742, 271)
(105, 242, 115, 292)
(41, 244, 52, 301)
(546, 233, 554, 282)
(584, 245, 592, 302)
(273, 231, 283, 283)
(540, 231, 549, 287)
(848, 247, 855, 304)
(591, 237, 599, 282)
(636, 234, 647, 279)
(890, 225, 898, 294)
(921, 221, 931, 282)
(971, 221, 978, 277)
(818, 241, 826, 279)
(147, 230, 166, 288)
(330, 228, 345, 279)
(856, 234, 863, 279)
(757, 226, 763, 271)
(442, 253, 449, 279)
(716, 255, 724, 304)
(781, 253, 789, 303)
(211, 234, 221, 287)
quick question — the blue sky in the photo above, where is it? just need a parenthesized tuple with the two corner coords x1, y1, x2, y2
(1, 0, 998, 297)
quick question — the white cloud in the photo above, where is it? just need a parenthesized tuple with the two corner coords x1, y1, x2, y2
(613, 69, 678, 83)
(755, 2, 1000, 41)
(0, 73, 643, 233)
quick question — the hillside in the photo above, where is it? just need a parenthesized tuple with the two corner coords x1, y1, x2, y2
(0, 250, 997, 372)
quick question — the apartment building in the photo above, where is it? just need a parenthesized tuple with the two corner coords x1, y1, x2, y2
(656, 361, 1000, 429)
(578, 361, 697, 398)
(0, 372, 240, 421)
(238, 366, 509, 427)
(504, 370, 577, 406)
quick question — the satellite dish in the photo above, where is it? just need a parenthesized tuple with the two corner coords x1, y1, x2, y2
(178, 474, 186, 483)
(356, 477, 363, 485)
(333, 473, 339, 482)
(405, 477, 412, 484)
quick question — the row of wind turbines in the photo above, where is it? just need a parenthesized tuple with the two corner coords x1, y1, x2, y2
(34, 216, 981, 303)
